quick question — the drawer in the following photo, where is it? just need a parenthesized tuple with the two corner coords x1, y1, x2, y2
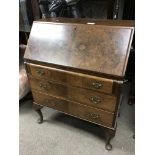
(29, 76, 117, 112)
(27, 63, 114, 94)
(32, 91, 114, 128)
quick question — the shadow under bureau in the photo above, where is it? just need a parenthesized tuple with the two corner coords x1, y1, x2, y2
(24, 18, 134, 150)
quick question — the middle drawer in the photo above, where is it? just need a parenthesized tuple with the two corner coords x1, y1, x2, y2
(29, 76, 117, 112)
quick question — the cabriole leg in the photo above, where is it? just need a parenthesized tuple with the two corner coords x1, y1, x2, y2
(104, 128, 116, 151)
(35, 109, 43, 124)
(33, 103, 43, 124)
(105, 135, 114, 150)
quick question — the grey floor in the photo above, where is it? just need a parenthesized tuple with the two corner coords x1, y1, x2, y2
(19, 84, 135, 155)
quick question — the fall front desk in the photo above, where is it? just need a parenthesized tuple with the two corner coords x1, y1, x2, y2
(24, 18, 134, 150)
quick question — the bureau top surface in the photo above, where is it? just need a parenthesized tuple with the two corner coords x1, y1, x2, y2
(24, 18, 134, 78)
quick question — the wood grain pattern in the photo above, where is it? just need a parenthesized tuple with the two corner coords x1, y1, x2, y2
(32, 90, 114, 127)
(23, 19, 135, 149)
(29, 76, 117, 112)
(24, 19, 134, 77)
(28, 63, 114, 94)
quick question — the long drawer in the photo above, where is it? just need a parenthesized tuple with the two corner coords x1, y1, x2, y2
(32, 91, 114, 128)
(27, 63, 114, 94)
(29, 76, 117, 112)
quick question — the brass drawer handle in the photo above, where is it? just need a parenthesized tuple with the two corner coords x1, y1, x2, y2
(89, 113, 100, 119)
(90, 96, 102, 104)
(39, 82, 49, 90)
(37, 69, 45, 76)
(91, 82, 102, 89)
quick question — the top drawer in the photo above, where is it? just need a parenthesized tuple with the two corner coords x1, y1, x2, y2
(27, 63, 114, 94)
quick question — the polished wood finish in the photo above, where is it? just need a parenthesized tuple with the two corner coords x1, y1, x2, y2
(38, 17, 135, 27)
(32, 91, 114, 128)
(25, 20, 134, 78)
(24, 18, 134, 150)
(28, 63, 114, 94)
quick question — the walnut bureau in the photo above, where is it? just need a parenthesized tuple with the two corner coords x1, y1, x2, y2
(24, 18, 134, 150)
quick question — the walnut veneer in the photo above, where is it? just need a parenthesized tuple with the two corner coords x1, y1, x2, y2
(24, 17, 134, 150)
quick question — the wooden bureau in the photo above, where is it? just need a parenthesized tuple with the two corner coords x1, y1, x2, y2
(24, 18, 134, 150)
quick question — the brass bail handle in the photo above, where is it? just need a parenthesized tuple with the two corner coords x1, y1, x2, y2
(37, 69, 45, 76)
(90, 96, 102, 104)
(39, 82, 49, 90)
(89, 113, 100, 119)
(91, 82, 102, 89)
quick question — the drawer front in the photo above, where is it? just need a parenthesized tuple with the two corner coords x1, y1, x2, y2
(32, 91, 114, 128)
(29, 77, 117, 112)
(27, 63, 114, 94)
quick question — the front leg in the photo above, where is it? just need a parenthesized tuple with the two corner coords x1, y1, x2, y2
(35, 109, 43, 124)
(33, 103, 43, 124)
(104, 127, 116, 151)
(105, 134, 114, 150)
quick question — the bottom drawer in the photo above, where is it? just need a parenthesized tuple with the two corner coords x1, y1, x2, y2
(32, 91, 115, 128)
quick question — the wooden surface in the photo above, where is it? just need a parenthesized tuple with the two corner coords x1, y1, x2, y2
(32, 91, 114, 128)
(38, 17, 135, 27)
(24, 18, 134, 149)
(28, 63, 114, 94)
(29, 76, 117, 112)
(24, 18, 134, 78)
